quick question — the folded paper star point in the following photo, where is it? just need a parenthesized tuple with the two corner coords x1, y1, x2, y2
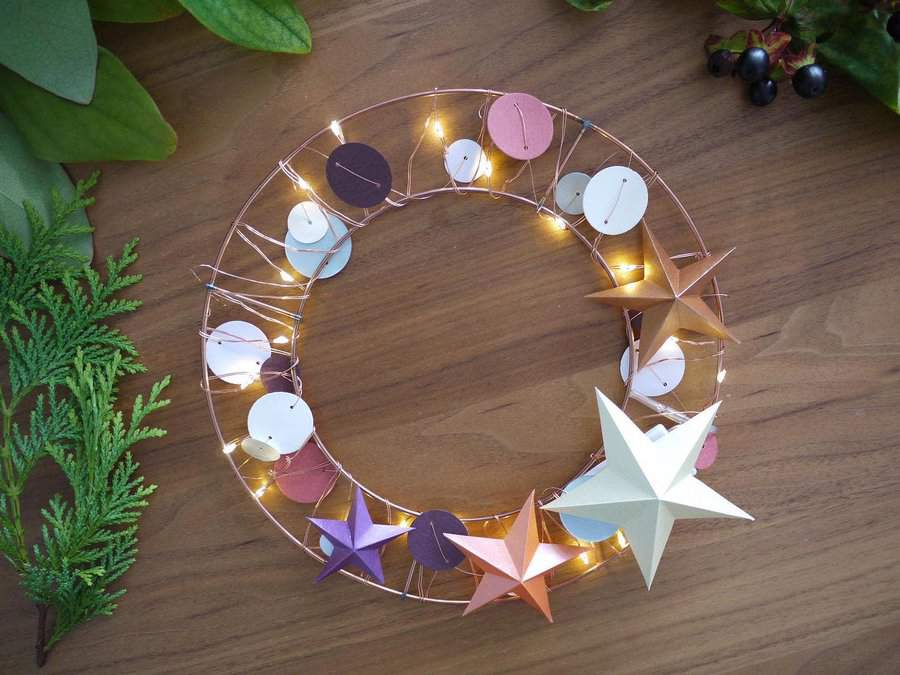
(542, 389, 753, 589)
(307, 486, 412, 584)
(587, 224, 739, 368)
(445, 491, 589, 622)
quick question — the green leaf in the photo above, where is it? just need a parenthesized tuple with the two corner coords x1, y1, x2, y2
(0, 48, 177, 162)
(179, 0, 311, 54)
(818, 12, 900, 114)
(89, 0, 185, 23)
(0, 0, 97, 104)
(566, 0, 613, 11)
(0, 114, 92, 262)
(716, 0, 786, 20)
(706, 31, 749, 55)
(784, 0, 853, 42)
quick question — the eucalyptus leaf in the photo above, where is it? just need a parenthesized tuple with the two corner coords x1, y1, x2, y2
(0, 114, 93, 263)
(566, 0, 613, 11)
(818, 12, 900, 114)
(0, 48, 177, 162)
(716, 0, 786, 20)
(0, 0, 97, 104)
(179, 0, 311, 54)
(89, 0, 185, 23)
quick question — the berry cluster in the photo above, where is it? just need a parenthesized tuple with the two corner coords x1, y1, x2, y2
(889, 12, 900, 41)
(705, 29, 827, 107)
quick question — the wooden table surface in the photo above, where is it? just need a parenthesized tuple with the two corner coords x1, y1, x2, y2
(3, 0, 900, 672)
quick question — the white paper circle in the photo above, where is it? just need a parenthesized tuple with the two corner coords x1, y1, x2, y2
(444, 139, 487, 183)
(319, 534, 334, 557)
(241, 436, 280, 462)
(287, 201, 330, 244)
(583, 166, 648, 235)
(247, 392, 314, 455)
(205, 321, 271, 385)
(555, 172, 591, 215)
(285, 214, 352, 279)
(619, 338, 685, 397)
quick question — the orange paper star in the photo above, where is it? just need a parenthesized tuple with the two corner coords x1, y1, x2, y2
(589, 224, 739, 368)
(444, 491, 588, 622)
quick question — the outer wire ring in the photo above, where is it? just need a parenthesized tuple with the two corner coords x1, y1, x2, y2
(200, 88, 727, 603)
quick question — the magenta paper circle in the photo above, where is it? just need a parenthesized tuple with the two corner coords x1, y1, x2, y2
(274, 442, 338, 503)
(487, 92, 554, 161)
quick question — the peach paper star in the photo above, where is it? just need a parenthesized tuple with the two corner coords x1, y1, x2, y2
(444, 491, 588, 622)
(588, 224, 739, 369)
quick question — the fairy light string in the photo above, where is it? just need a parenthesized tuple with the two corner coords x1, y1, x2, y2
(198, 89, 731, 606)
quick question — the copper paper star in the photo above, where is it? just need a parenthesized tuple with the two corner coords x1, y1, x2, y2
(444, 491, 589, 622)
(588, 224, 739, 369)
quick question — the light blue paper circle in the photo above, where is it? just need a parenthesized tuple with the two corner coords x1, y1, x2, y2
(558, 469, 619, 543)
(285, 214, 352, 279)
(319, 534, 334, 557)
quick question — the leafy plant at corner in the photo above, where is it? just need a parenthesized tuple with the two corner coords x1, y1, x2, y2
(566, 0, 613, 11)
(0, 0, 312, 165)
(707, 0, 899, 113)
(564, 0, 900, 114)
(0, 178, 171, 665)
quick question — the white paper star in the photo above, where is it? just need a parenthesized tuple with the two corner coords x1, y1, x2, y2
(542, 389, 753, 588)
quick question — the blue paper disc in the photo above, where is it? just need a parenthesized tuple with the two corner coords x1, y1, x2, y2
(558, 470, 619, 543)
(285, 214, 352, 279)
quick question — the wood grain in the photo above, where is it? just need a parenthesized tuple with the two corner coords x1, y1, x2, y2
(2, 0, 900, 672)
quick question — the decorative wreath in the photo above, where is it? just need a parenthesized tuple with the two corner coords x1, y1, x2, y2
(199, 88, 753, 622)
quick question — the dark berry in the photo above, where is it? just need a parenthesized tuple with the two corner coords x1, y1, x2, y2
(749, 78, 778, 106)
(707, 49, 735, 77)
(888, 12, 900, 42)
(792, 64, 828, 99)
(737, 47, 770, 82)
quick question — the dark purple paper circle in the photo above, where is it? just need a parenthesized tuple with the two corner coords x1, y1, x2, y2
(260, 354, 295, 393)
(274, 442, 338, 503)
(325, 142, 392, 208)
(407, 510, 467, 571)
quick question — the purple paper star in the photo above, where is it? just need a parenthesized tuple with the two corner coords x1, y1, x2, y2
(307, 486, 412, 584)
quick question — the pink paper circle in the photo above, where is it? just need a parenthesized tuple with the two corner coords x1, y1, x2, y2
(487, 93, 554, 161)
(274, 442, 338, 503)
(695, 433, 719, 470)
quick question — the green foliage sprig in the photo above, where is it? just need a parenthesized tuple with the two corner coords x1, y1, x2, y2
(0, 177, 171, 665)
(0, 0, 312, 164)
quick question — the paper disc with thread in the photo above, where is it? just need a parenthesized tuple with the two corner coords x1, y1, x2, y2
(205, 320, 271, 385)
(555, 172, 591, 215)
(558, 464, 619, 543)
(583, 166, 649, 235)
(247, 392, 314, 455)
(443, 139, 487, 183)
(285, 213, 352, 279)
(241, 437, 280, 462)
(325, 142, 392, 208)
(487, 92, 553, 161)
(619, 338, 685, 397)
(407, 510, 468, 571)
(287, 201, 330, 243)
(696, 433, 719, 470)
(273, 441, 337, 503)
(260, 354, 295, 393)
